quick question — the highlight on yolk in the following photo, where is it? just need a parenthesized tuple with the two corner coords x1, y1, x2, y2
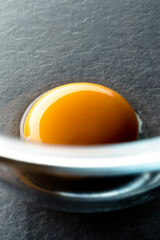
(21, 83, 139, 145)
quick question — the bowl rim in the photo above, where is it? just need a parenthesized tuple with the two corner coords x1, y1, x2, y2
(0, 135, 159, 176)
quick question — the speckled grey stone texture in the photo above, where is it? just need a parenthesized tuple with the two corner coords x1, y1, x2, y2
(0, 0, 160, 239)
(1, 183, 160, 240)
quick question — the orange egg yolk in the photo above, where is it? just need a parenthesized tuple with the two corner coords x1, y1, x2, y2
(22, 83, 138, 145)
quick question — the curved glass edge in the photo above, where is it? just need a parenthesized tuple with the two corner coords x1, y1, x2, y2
(0, 135, 159, 176)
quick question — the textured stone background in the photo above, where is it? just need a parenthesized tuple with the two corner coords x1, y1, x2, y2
(0, 0, 160, 239)
(1, 184, 160, 240)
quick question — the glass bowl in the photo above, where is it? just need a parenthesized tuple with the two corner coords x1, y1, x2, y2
(0, 135, 159, 212)
(0, 0, 159, 212)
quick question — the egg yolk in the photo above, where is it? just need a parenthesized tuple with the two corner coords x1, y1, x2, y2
(22, 83, 138, 145)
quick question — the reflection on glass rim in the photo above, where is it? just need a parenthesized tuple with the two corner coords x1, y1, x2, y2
(0, 135, 159, 176)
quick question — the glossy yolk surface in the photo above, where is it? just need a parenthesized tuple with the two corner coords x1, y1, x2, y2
(23, 83, 138, 145)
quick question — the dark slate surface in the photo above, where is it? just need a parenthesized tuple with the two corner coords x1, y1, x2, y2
(1, 183, 160, 240)
(0, 0, 160, 239)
